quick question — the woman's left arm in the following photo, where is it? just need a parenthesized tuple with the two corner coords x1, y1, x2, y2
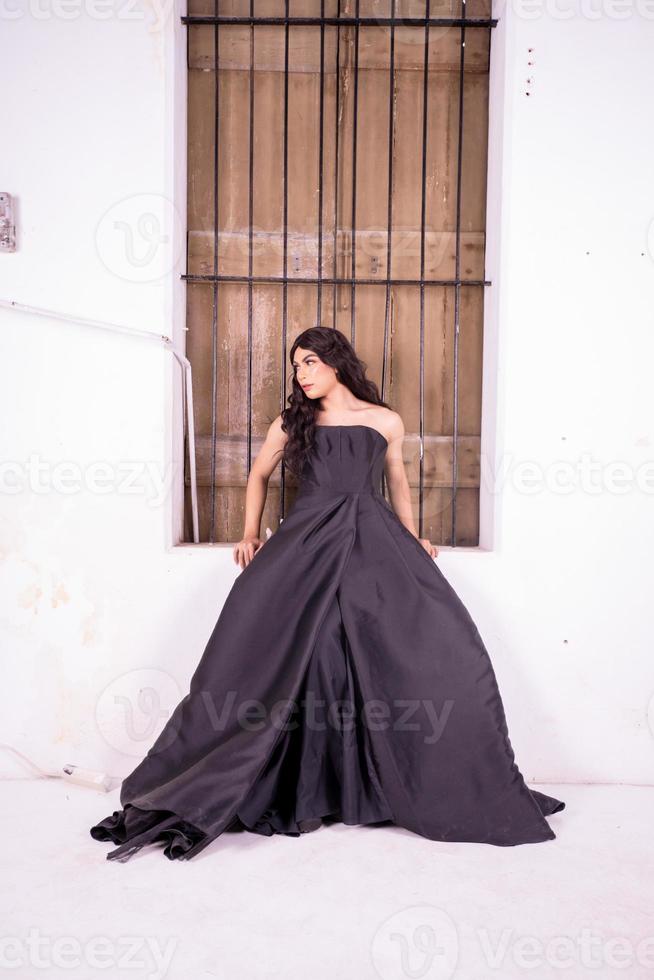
(383, 414, 439, 559)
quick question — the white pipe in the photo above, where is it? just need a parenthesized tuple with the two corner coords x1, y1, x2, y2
(0, 298, 200, 544)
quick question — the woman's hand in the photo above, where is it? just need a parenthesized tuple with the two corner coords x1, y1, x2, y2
(419, 537, 439, 559)
(233, 536, 265, 569)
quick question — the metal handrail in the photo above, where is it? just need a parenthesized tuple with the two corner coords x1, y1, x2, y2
(0, 298, 199, 543)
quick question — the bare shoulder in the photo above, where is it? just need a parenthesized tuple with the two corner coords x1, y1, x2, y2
(266, 414, 291, 451)
(252, 415, 288, 476)
(370, 407, 404, 444)
(267, 413, 287, 440)
(372, 409, 404, 463)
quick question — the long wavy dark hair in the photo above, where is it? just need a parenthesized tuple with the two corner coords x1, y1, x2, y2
(277, 326, 392, 479)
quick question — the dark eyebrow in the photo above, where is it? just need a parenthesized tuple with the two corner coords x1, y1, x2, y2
(291, 353, 314, 367)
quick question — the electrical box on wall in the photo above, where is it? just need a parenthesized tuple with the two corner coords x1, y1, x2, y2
(0, 192, 16, 251)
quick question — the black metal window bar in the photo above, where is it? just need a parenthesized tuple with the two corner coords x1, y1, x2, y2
(182, 2, 497, 546)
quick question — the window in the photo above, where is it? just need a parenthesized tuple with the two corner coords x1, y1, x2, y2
(182, 0, 495, 545)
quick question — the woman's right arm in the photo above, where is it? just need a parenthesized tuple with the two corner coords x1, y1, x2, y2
(233, 415, 287, 569)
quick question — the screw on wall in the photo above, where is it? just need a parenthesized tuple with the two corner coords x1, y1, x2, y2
(526, 47, 535, 96)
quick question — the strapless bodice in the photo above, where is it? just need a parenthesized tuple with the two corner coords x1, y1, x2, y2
(296, 425, 388, 497)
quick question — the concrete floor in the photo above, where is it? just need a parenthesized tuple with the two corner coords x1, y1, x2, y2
(1, 781, 652, 980)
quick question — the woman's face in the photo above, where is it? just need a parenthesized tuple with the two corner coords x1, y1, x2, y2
(292, 346, 338, 399)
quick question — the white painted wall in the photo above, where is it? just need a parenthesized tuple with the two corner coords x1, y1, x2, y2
(0, 0, 651, 786)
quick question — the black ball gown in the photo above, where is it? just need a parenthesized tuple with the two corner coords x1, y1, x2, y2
(90, 424, 565, 862)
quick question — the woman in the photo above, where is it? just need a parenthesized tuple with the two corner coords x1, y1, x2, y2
(90, 326, 564, 862)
